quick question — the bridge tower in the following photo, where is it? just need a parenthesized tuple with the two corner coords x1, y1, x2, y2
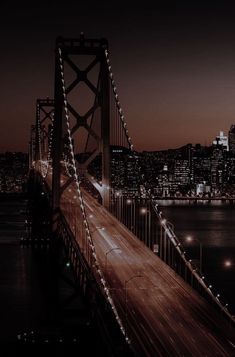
(52, 34, 110, 219)
(34, 98, 54, 163)
(29, 124, 35, 168)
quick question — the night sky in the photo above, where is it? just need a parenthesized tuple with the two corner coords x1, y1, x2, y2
(1, 1, 235, 152)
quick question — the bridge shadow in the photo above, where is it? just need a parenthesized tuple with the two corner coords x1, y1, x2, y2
(18, 173, 133, 356)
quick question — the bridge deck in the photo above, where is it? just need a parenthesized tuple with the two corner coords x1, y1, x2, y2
(45, 171, 235, 356)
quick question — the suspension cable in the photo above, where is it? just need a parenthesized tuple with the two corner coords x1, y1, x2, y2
(58, 47, 127, 341)
(105, 49, 134, 153)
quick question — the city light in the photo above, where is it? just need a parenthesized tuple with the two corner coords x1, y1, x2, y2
(224, 259, 232, 268)
(185, 235, 203, 272)
(140, 207, 147, 214)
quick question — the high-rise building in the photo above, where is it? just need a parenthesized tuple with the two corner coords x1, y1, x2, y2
(110, 146, 140, 194)
(211, 146, 224, 192)
(228, 125, 235, 153)
(174, 159, 190, 185)
(212, 131, 228, 151)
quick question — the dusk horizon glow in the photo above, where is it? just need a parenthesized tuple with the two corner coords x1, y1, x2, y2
(2, 2, 235, 153)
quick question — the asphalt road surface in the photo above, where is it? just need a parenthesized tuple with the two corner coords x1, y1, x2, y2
(42, 168, 235, 356)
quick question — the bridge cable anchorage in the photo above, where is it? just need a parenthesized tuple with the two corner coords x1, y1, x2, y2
(57, 47, 128, 342)
(105, 49, 134, 152)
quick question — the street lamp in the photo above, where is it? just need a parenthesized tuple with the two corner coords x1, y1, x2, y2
(105, 247, 121, 273)
(127, 198, 137, 235)
(159, 218, 173, 262)
(115, 191, 123, 222)
(165, 220, 175, 265)
(126, 198, 132, 232)
(186, 235, 203, 272)
(159, 218, 166, 259)
(224, 259, 232, 268)
(140, 207, 151, 248)
(124, 275, 143, 337)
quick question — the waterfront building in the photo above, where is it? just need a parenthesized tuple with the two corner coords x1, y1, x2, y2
(174, 159, 190, 186)
(196, 183, 211, 196)
(211, 146, 224, 193)
(111, 148, 125, 189)
(192, 154, 211, 186)
(228, 125, 235, 153)
(110, 146, 140, 195)
(225, 155, 235, 185)
(125, 152, 140, 194)
(157, 164, 170, 196)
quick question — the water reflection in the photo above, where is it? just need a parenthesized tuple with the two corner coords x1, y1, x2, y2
(158, 200, 235, 311)
(159, 202, 235, 247)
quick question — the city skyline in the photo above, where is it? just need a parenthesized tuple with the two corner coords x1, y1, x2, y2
(0, 126, 232, 155)
(2, 2, 235, 152)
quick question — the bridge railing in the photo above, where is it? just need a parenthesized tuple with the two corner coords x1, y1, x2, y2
(108, 190, 235, 325)
(151, 199, 235, 325)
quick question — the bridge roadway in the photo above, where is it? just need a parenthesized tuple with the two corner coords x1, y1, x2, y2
(44, 171, 235, 356)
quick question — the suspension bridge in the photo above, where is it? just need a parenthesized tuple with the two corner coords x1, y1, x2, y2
(28, 34, 235, 356)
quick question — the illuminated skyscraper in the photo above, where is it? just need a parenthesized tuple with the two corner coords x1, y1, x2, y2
(228, 125, 235, 153)
(212, 131, 228, 151)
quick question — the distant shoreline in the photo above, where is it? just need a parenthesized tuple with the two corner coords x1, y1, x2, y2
(155, 197, 235, 206)
(154, 196, 235, 201)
